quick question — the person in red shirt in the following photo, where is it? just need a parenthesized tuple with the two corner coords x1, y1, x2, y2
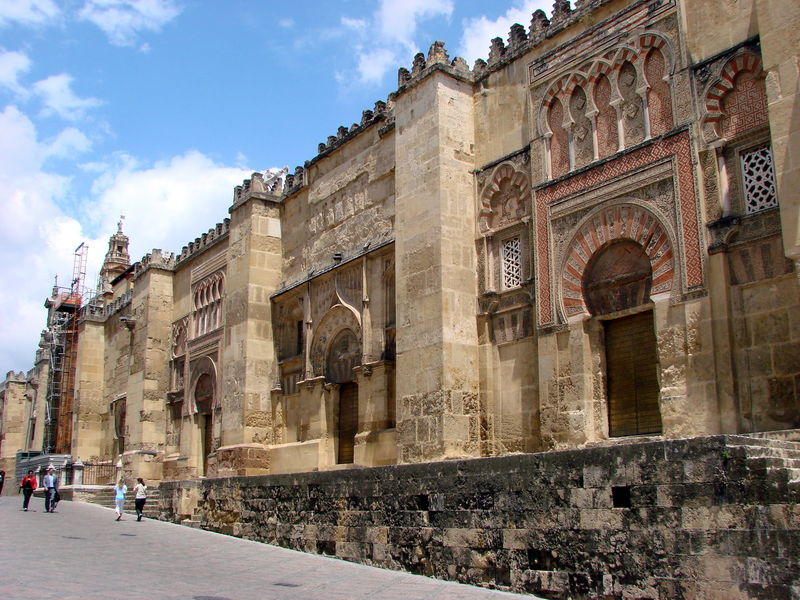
(19, 470, 37, 511)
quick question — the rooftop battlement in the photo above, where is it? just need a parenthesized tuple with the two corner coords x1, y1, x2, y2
(233, 169, 287, 206)
(282, 1, 617, 191)
(2, 370, 26, 383)
(175, 219, 230, 265)
(82, 289, 132, 323)
(134, 248, 176, 278)
(282, 99, 394, 197)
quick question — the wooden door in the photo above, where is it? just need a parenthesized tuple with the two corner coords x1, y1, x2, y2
(202, 413, 213, 475)
(605, 311, 662, 437)
(337, 383, 358, 464)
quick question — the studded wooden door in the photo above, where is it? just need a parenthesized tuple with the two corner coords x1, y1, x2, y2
(337, 382, 358, 464)
(605, 311, 662, 437)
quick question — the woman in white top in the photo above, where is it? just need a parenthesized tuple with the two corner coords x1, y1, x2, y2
(113, 479, 127, 521)
(133, 478, 147, 522)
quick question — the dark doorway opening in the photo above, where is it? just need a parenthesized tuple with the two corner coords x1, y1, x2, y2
(337, 382, 358, 464)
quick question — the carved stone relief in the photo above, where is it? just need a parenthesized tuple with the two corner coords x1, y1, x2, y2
(309, 304, 362, 378)
(477, 154, 531, 235)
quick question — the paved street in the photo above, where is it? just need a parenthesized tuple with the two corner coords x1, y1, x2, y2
(0, 495, 540, 600)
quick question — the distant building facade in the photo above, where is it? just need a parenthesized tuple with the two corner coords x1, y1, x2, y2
(2, 0, 799, 490)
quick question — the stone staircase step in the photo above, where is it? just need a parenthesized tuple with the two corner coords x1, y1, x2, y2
(181, 519, 202, 528)
(727, 436, 800, 451)
(745, 456, 800, 470)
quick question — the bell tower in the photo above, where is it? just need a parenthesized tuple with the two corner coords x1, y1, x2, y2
(100, 216, 131, 285)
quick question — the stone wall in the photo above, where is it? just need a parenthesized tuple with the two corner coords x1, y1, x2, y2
(158, 435, 800, 599)
(730, 271, 800, 432)
(0, 372, 28, 491)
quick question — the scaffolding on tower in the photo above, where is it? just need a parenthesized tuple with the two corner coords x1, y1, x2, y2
(43, 243, 89, 455)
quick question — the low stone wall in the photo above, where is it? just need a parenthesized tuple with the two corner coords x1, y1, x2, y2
(158, 435, 800, 599)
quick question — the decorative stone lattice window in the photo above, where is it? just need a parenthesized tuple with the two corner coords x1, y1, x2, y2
(501, 236, 523, 289)
(740, 145, 778, 214)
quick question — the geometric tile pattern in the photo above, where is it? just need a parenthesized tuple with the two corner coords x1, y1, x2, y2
(721, 71, 769, 139)
(703, 52, 764, 129)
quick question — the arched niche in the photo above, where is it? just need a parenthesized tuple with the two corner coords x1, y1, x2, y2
(560, 203, 675, 319)
(584, 240, 653, 316)
(478, 162, 530, 233)
(310, 304, 362, 378)
(187, 355, 218, 416)
(325, 328, 361, 384)
(702, 52, 766, 140)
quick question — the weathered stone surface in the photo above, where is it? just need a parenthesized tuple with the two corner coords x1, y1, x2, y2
(158, 435, 800, 599)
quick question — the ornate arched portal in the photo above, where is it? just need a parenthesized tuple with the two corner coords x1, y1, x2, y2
(582, 240, 663, 438)
(560, 203, 675, 320)
(189, 357, 217, 475)
(325, 328, 361, 464)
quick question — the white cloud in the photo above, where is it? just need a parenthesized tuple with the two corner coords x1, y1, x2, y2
(0, 49, 32, 96)
(0, 106, 80, 373)
(458, 1, 550, 64)
(278, 17, 294, 29)
(78, 0, 182, 48)
(356, 48, 398, 85)
(376, 0, 453, 48)
(341, 16, 367, 32)
(33, 73, 103, 121)
(0, 0, 59, 27)
(86, 151, 251, 261)
(0, 103, 251, 375)
(45, 127, 93, 158)
(338, 0, 453, 86)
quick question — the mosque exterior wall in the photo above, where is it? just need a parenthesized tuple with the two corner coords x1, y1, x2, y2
(1, 3, 798, 591)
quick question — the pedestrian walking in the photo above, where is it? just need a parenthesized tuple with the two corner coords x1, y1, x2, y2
(0, 470, 6, 496)
(43, 466, 58, 513)
(114, 479, 127, 521)
(19, 470, 37, 511)
(133, 477, 147, 521)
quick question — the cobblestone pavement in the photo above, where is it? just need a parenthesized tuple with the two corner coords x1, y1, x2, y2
(0, 495, 541, 600)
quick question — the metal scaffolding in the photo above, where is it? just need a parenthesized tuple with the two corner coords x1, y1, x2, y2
(43, 243, 89, 454)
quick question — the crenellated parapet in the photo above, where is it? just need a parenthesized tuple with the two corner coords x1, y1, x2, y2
(282, 165, 306, 195)
(232, 169, 287, 206)
(3, 370, 26, 383)
(82, 289, 133, 323)
(394, 1, 617, 88)
(396, 40, 472, 90)
(175, 219, 231, 265)
(134, 248, 176, 279)
(290, 99, 394, 185)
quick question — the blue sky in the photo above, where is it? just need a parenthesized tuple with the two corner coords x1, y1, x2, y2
(0, 0, 549, 374)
